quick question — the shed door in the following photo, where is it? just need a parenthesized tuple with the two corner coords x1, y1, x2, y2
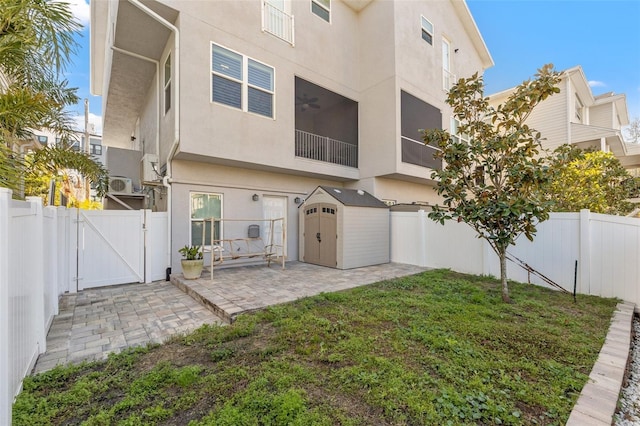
(304, 203, 337, 267)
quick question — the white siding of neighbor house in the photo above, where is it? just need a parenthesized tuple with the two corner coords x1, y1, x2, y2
(589, 103, 614, 129)
(522, 80, 570, 153)
(340, 207, 389, 269)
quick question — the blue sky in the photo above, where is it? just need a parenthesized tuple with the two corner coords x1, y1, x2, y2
(467, 0, 640, 123)
(65, 0, 640, 134)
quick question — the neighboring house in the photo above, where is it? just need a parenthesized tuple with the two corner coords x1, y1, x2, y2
(90, 0, 493, 272)
(31, 128, 106, 166)
(488, 66, 632, 165)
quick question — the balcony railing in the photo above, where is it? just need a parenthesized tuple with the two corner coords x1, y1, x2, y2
(262, 1, 294, 46)
(295, 129, 358, 168)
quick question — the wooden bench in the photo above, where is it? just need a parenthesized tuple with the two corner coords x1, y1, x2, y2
(202, 218, 286, 279)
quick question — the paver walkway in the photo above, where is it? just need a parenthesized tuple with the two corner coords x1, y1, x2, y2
(33, 281, 222, 374)
(35, 261, 427, 375)
(171, 261, 428, 323)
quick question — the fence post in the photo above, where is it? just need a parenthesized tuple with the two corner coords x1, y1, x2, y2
(0, 188, 12, 426)
(579, 209, 591, 295)
(27, 197, 47, 353)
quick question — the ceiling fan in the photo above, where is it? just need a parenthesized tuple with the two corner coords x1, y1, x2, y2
(296, 94, 320, 111)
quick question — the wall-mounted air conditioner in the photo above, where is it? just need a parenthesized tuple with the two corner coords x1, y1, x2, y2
(141, 154, 159, 182)
(108, 176, 133, 194)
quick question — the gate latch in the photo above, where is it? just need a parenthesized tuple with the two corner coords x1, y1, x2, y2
(316, 232, 321, 243)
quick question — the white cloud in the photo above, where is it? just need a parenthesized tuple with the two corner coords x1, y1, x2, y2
(71, 113, 103, 135)
(588, 80, 607, 88)
(57, 0, 90, 27)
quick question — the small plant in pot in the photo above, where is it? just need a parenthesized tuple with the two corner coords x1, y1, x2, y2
(179, 245, 204, 280)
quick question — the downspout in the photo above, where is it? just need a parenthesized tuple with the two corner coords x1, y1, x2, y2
(128, 0, 180, 276)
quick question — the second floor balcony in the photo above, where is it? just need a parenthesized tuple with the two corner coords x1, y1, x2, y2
(295, 77, 358, 169)
(295, 130, 357, 168)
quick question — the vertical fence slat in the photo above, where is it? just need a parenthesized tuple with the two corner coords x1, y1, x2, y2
(0, 188, 12, 426)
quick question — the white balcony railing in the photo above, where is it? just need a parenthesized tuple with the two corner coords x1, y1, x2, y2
(295, 129, 358, 168)
(262, 1, 295, 46)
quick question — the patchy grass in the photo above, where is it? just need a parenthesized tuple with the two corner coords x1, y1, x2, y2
(14, 270, 617, 425)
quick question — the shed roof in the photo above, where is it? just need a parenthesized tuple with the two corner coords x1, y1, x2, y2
(309, 186, 388, 208)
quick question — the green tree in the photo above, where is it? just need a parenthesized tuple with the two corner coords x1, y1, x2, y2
(423, 64, 561, 303)
(547, 144, 635, 215)
(0, 0, 108, 199)
(625, 117, 640, 144)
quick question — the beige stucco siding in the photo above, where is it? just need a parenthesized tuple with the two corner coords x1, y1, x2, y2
(170, 160, 344, 272)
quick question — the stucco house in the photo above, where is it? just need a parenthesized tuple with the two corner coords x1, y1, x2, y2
(90, 0, 493, 273)
(488, 66, 633, 165)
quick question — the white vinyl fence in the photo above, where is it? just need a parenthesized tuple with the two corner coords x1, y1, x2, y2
(0, 188, 168, 426)
(391, 209, 640, 304)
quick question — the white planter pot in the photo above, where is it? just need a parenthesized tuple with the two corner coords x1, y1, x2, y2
(181, 259, 204, 280)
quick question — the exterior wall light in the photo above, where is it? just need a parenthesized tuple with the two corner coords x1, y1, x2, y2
(252, 194, 259, 201)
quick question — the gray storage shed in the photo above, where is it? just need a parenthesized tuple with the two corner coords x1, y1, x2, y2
(298, 186, 389, 269)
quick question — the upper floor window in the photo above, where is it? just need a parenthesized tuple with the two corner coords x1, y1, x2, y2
(312, 0, 330, 23)
(164, 54, 171, 114)
(211, 44, 275, 119)
(37, 135, 48, 144)
(442, 38, 455, 90)
(450, 118, 468, 144)
(421, 15, 433, 45)
(90, 144, 102, 155)
(575, 95, 583, 123)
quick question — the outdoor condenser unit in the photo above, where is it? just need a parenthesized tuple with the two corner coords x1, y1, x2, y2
(108, 176, 133, 194)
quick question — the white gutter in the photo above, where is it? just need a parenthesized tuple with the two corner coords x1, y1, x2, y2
(127, 0, 180, 274)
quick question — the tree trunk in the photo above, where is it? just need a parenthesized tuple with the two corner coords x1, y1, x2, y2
(499, 250, 512, 303)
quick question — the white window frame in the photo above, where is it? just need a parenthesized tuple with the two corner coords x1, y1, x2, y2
(450, 117, 469, 144)
(442, 37, 455, 91)
(210, 43, 275, 119)
(189, 192, 223, 248)
(311, 0, 330, 23)
(163, 53, 171, 115)
(575, 95, 583, 123)
(421, 15, 434, 45)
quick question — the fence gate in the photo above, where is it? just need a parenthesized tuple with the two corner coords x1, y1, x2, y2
(74, 209, 145, 290)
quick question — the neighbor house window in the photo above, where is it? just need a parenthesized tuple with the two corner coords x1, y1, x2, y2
(575, 95, 583, 123)
(421, 15, 433, 45)
(164, 54, 171, 114)
(37, 135, 48, 144)
(190, 193, 222, 247)
(90, 144, 102, 155)
(312, 0, 330, 22)
(211, 43, 275, 118)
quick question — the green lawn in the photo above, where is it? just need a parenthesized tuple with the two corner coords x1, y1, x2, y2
(13, 270, 618, 425)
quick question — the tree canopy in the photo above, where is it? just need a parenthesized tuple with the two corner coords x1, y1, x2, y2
(546, 144, 636, 215)
(423, 64, 561, 303)
(0, 0, 108, 200)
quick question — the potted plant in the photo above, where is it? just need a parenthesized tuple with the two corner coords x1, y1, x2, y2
(179, 245, 204, 279)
